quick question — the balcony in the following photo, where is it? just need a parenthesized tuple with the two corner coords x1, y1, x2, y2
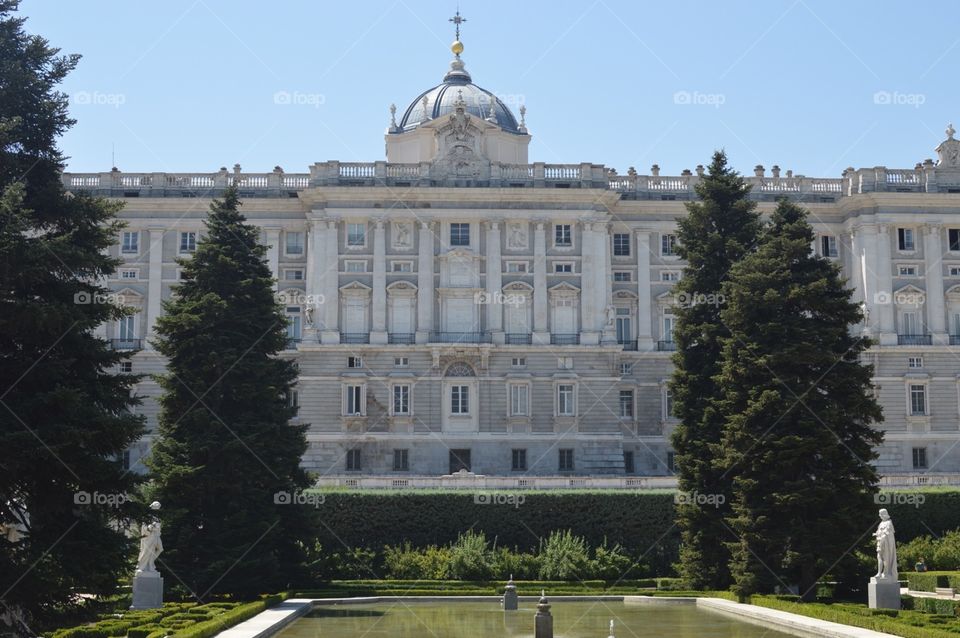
(505, 333, 532, 345)
(898, 334, 932, 346)
(110, 338, 142, 351)
(551, 334, 580, 346)
(284, 337, 301, 350)
(342, 333, 371, 345)
(657, 340, 677, 351)
(619, 339, 639, 351)
(388, 333, 415, 345)
(429, 332, 491, 344)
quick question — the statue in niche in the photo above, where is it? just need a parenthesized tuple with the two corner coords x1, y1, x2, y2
(394, 222, 412, 248)
(304, 304, 314, 328)
(508, 223, 527, 249)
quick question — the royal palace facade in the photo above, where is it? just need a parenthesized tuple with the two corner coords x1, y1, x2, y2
(63, 37, 960, 484)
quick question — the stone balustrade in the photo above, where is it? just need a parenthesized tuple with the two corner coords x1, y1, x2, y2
(62, 161, 958, 199)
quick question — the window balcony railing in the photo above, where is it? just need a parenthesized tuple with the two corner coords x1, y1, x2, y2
(284, 337, 301, 350)
(951, 335, 960, 346)
(657, 340, 677, 351)
(110, 338, 142, 351)
(388, 333, 415, 344)
(505, 333, 532, 345)
(551, 334, 580, 345)
(898, 334, 932, 346)
(619, 339, 639, 351)
(429, 332, 492, 344)
(342, 333, 370, 344)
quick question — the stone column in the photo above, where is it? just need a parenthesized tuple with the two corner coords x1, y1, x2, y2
(598, 222, 616, 345)
(320, 219, 340, 344)
(580, 222, 599, 345)
(303, 216, 326, 342)
(485, 220, 503, 343)
(850, 226, 872, 336)
(532, 221, 549, 344)
(371, 219, 387, 344)
(263, 227, 281, 291)
(924, 223, 947, 343)
(636, 231, 654, 350)
(416, 221, 435, 344)
(875, 224, 897, 345)
(145, 227, 165, 349)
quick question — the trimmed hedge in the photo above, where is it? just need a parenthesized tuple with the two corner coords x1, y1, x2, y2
(906, 572, 960, 593)
(169, 594, 288, 638)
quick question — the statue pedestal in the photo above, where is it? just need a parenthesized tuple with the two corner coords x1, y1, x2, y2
(868, 576, 900, 610)
(131, 571, 164, 609)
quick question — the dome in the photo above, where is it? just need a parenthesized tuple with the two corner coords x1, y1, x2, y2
(396, 48, 524, 135)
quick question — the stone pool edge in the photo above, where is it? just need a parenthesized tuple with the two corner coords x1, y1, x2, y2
(214, 595, 901, 638)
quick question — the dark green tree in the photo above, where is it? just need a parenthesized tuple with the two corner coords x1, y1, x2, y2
(718, 199, 883, 600)
(0, 0, 144, 629)
(148, 187, 311, 598)
(669, 151, 761, 589)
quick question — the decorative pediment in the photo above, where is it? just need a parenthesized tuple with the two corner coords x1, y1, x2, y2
(892, 284, 925, 306)
(946, 284, 960, 299)
(440, 247, 483, 261)
(114, 287, 144, 306)
(613, 290, 638, 302)
(386, 280, 418, 295)
(277, 287, 307, 305)
(502, 281, 534, 293)
(548, 281, 580, 296)
(656, 290, 679, 307)
(340, 281, 372, 296)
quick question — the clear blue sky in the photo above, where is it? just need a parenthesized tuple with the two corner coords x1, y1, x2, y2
(21, 0, 960, 177)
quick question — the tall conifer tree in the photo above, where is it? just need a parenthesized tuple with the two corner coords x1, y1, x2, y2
(669, 151, 761, 589)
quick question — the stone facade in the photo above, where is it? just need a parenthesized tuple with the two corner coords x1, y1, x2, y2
(63, 44, 960, 480)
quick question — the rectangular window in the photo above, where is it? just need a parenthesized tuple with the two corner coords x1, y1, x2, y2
(950, 266, 960, 277)
(347, 223, 366, 247)
(119, 361, 133, 373)
(613, 271, 632, 282)
(908, 356, 923, 369)
(619, 390, 634, 418)
(951, 229, 960, 252)
(121, 231, 139, 254)
(898, 264, 918, 277)
(661, 271, 680, 282)
(345, 385, 363, 415)
(285, 306, 302, 342)
(287, 389, 299, 414)
(912, 447, 928, 469)
(451, 385, 469, 414)
(345, 260, 366, 272)
(558, 357, 573, 370)
(555, 224, 572, 247)
(348, 356, 363, 368)
(664, 388, 675, 419)
(393, 384, 410, 415)
(509, 384, 529, 416)
(613, 233, 631, 256)
(512, 448, 527, 471)
(394, 356, 408, 367)
(511, 357, 526, 368)
(558, 448, 574, 471)
(623, 451, 635, 474)
(902, 311, 919, 336)
(620, 362, 633, 375)
(346, 448, 361, 471)
(120, 269, 139, 280)
(179, 231, 196, 253)
(557, 384, 575, 416)
(450, 223, 470, 246)
(667, 451, 676, 472)
(554, 262, 573, 273)
(662, 315, 676, 343)
(391, 261, 413, 272)
(661, 233, 678, 256)
(909, 384, 927, 416)
(506, 261, 528, 273)
(393, 448, 409, 471)
(898, 227, 915, 251)
(821, 235, 838, 258)
(285, 231, 304, 255)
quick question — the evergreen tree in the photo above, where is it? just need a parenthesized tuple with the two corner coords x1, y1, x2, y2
(149, 187, 311, 598)
(718, 199, 883, 600)
(0, 0, 144, 629)
(669, 151, 761, 589)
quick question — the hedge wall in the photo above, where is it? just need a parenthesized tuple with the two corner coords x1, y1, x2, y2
(308, 488, 960, 576)
(309, 490, 678, 574)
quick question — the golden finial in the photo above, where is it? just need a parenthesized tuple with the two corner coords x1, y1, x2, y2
(449, 9, 466, 57)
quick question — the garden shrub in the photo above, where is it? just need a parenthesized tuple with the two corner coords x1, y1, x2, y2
(448, 531, 495, 580)
(538, 530, 590, 580)
(383, 543, 451, 579)
(491, 547, 540, 580)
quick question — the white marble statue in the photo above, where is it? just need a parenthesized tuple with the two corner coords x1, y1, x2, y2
(508, 223, 527, 249)
(873, 508, 898, 580)
(304, 304, 314, 328)
(136, 501, 163, 574)
(605, 305, 616, 329)
(394, 223, 411, 248)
